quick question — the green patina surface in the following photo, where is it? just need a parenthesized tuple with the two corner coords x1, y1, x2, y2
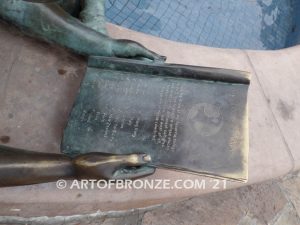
(62, 56, 250, 182)
(0, 1, 249, 181)
(0, 0, 165, 180)
(0, 0, 164, 60)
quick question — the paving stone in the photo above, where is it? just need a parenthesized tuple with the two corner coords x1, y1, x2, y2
(234, 181, 287, 224)
(142, 181, 288, 225)
(142, 190, 245, 225)
(237, 214, 263, 225)
(279, 172, 300, 216)
(270, 203, 300, 225)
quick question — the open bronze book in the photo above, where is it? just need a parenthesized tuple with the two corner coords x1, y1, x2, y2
(62, 56, 250, 182)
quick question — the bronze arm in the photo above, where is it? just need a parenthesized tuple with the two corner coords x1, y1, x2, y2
(23, 0, 58, 2)
(0, 0, 165, 61)
(0, 145, 154, 187)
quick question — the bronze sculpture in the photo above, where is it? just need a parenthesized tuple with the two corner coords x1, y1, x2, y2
(0, 0, 250, 186)
(62, 56, 250, 182)
(0, 0, 165, 60)
(0, 145, 153, 187)
(0, 0, 160, 186)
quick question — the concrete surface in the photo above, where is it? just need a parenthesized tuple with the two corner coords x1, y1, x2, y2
(0, 21, 300, 217)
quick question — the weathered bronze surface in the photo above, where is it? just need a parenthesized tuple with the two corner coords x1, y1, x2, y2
(62, 56, 250, 182)
(0, 145, 154, 187)
(0, 0, 165, 61)
(0, 0, 163, 185)
(0, 0, 250, 184)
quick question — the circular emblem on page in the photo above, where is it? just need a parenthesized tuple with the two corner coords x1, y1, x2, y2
(187, 103, 223, 137)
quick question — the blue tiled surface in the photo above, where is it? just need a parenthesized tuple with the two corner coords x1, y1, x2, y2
(286, 0, 300, 47)
(105, 0, 299, 50)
